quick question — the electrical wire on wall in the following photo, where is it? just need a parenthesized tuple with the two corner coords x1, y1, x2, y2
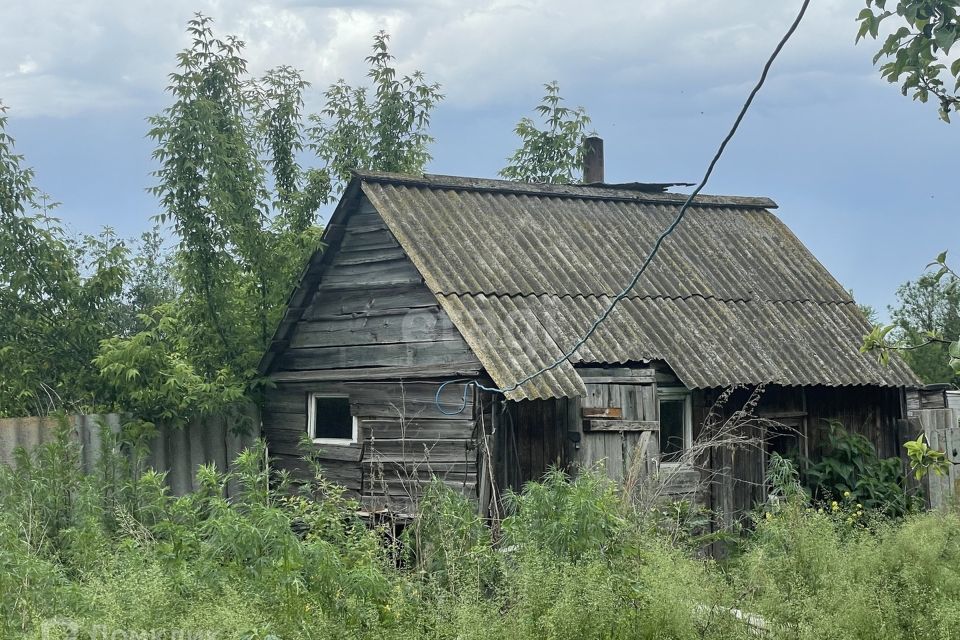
(436, 0, 812, 415)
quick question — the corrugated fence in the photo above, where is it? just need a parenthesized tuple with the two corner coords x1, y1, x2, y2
(919, 408, 960, 509)
(0, 411, 260, 496)
(3, 408, 956, 505)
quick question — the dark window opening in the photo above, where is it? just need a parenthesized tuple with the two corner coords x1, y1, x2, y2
(768, 430, 801, 459)
(311, 396, 354, 441)
(659, 398, 685, 462)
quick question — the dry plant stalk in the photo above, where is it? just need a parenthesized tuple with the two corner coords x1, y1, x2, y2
(625, 385, 794, 525)
(364, 381, 479, 522)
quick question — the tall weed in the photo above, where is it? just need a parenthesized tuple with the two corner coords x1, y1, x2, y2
(2, 423, 958, 639)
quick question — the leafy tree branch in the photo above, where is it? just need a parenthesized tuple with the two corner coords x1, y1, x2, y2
(857, 0, 960, 121)
(500, 81, 593, 184)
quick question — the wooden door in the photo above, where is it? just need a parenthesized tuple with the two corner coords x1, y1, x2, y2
(579, 380, 659, 483)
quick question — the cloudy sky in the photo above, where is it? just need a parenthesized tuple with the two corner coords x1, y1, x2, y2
(3, 0, 956, 316)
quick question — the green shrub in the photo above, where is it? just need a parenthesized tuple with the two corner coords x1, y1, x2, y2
(737, 502, 960, 639)
(502, 467, 627, 562)
(2, 421, 959, 640)
(802, 420, 911, 515)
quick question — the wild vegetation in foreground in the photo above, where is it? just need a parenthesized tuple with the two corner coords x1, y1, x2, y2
(2, 421, 959, 640)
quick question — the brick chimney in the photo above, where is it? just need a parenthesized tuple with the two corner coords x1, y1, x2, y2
(582, 136, 604, 184)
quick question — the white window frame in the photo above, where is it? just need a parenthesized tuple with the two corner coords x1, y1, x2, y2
(307, 393, 358, 445)
(657, 387, 693, 466)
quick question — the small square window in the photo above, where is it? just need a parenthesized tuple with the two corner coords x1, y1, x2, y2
(307, 395, 357, 443)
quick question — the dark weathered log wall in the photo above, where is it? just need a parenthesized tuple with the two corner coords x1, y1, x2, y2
(261, 195, 481, 512)
(705, 384, 907, 526)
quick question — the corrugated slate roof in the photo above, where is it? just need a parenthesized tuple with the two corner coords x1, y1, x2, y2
(356, 171, 918, 400)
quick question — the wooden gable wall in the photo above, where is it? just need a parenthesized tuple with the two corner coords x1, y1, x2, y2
(261, 194, 482, 512)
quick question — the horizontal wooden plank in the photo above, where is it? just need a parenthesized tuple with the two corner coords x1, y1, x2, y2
(267, 433, 365, 463)
(655, 371, 683, 385)
(341, 223, 393, 238)
(290, 307, 460, 348)
(657, 467, 702, 496)
(344, 222, 389, 234)
(582, 407, 623, 419)
(265, 414, 477, 435)
(261, 412, 308, 433)
(266, 439, 311, 457)
(264, 429, 311, 456)
(270, 453, 363, 490)
(364, 471, 476, 488)
(322, 256, 422, 288)
(364, 467, 476, 484)
(346, 210, 381, 228)
(278, 341, 480, 371)
(355, 195, 378, 215)
(361, 485, 479, 513)
(340, 229, 398, 252)
(264, 414, 475, 439)
(313, 442, 364, 462)
(364, 437, 474, 455)
(585, 420, 659, 432)
(362, 481, 478, 500)
(263, 381, 475, 421)
(578, 368, 655, 383)
(364, 443, 475, 464)
(346, 210, 383, 227)
(355, 402, 473, 421)
(264, 380, 472, 409)
(317, 277, 424, 292)
(267, 363, 482, 383)
(305, 285, 438, 317)
(360, 495, 417, 515)
(331, 246, 407, 266)
(361, 419, 474, 440)
(361, 460, 474, 472)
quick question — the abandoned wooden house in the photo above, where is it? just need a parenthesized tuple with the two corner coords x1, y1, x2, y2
(258, 149, 921, 522)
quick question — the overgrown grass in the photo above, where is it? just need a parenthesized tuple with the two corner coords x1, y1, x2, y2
(1, 419, 958, 639)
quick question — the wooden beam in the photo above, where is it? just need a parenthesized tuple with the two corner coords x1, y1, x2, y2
(578, 376, 655, 384)
(578, 367, 655, 383)
(582, 407, 622, 419)
(584, 420, 659, 432)
(268, 363, 481, 382)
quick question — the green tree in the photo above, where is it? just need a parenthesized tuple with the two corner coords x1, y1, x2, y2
(96, 17, 443, 424)
(123, 227, 178, 331)
(500, 81, 593, 184)
(862, 253, 960, 379)
(889, 273, 960, 384)
(97, 15, 327, 423)
(0, 103, 131, 416)
(857, 1, 960, 121)
(310, 31, 443, 193)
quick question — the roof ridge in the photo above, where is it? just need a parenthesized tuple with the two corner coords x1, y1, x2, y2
(434, 291, 855, 306)
(356, 170, 778, 210)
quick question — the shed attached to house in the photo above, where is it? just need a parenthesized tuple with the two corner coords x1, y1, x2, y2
(259, 170, 920, 520)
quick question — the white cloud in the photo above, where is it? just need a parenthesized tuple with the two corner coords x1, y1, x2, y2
(1, 0, 883, 118)
(17, 57, 38, 75)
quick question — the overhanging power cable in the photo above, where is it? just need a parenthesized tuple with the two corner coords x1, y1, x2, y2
(437, 0, 812, 414)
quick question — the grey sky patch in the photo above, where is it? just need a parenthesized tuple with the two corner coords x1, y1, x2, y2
(2, 0, 956, 317)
